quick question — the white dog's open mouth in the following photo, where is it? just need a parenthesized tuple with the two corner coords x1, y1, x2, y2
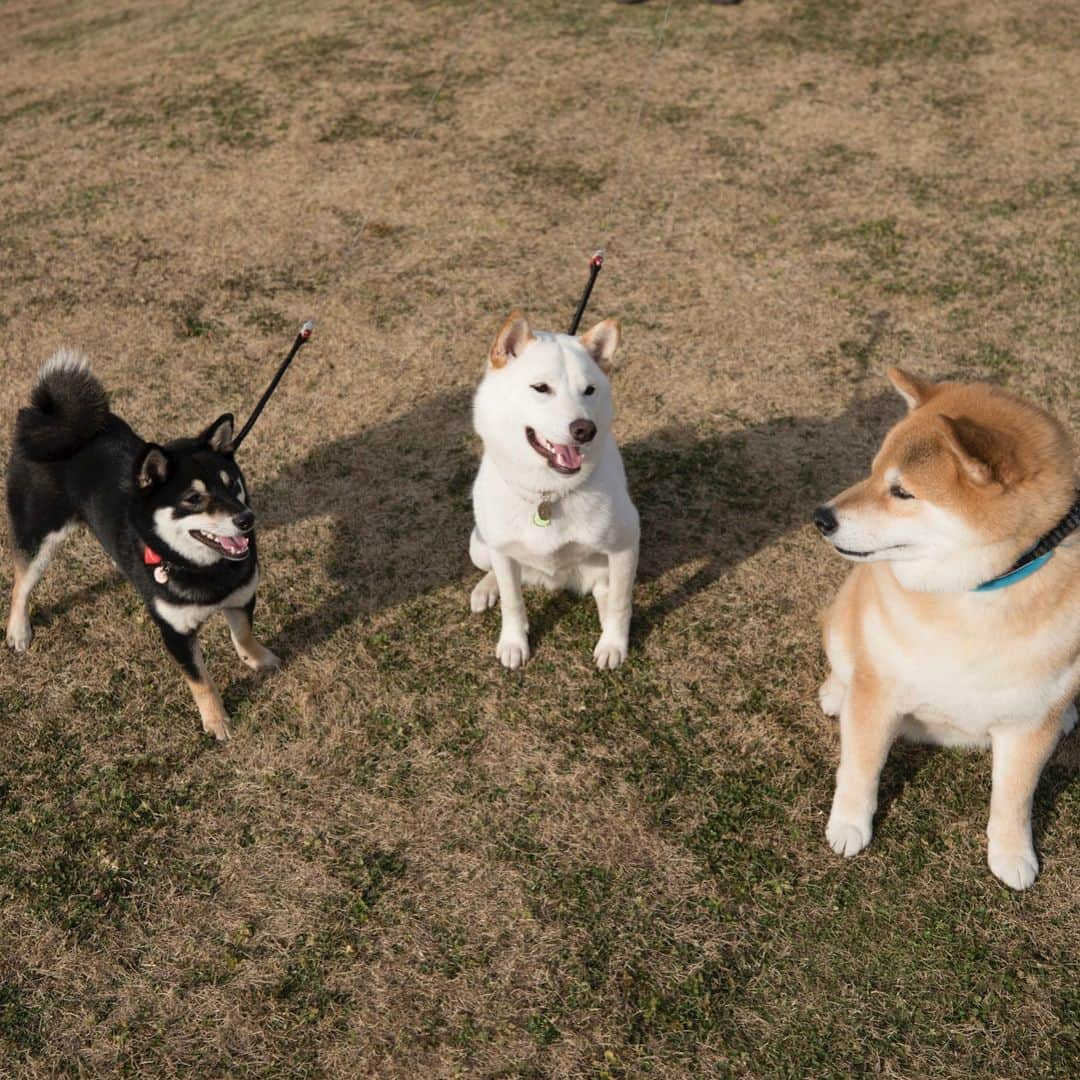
(526, 427, 583, 475)
(191, 529, 251, 560)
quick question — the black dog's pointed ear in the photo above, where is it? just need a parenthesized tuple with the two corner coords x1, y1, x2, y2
(199, 413, 235, 454)
(134, 444, 170, 491)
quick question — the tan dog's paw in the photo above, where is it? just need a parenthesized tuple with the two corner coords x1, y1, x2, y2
(6, 621, 33, 653)
(818, 675, 845, 718)
(826, 813, 872, 858)
(470, 573, 499, 614)
(202, 713, 232, 743)
(988, 842, 1038, 891)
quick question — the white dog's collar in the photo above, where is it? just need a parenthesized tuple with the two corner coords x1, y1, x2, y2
(533, 495, 557, 527)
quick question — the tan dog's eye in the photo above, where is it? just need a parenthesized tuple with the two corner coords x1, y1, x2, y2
(890, 484, 915, 500)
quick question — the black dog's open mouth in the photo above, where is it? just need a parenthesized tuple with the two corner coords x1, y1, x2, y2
(191, 530, 251, 560)
(526, 427, 583, 475)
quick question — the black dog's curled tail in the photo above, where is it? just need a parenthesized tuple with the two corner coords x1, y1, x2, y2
(15, 348, 109, 462)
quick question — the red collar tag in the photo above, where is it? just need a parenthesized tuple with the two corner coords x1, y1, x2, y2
(143, 546, 163, 566)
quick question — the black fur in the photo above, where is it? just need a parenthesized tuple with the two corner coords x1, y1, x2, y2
(15, 356, 109, 462)
(7, 356, 261, 690)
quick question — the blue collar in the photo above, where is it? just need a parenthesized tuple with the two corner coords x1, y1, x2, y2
(974, 489, 1080, 593)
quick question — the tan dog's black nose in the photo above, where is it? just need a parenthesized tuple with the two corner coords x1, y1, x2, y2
(570, 419, 597, 444)
(234, 510, 255, 533)
(813, 507, 838, 536)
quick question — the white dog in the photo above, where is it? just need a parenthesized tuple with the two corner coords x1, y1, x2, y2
(469, 311, 639, 670)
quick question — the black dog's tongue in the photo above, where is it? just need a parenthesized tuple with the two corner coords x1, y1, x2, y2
(217, 535, 249, 556)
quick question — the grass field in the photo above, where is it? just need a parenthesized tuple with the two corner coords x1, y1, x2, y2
(0, 0, 1077, 1075)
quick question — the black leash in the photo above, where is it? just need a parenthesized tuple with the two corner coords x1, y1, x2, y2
(232, 320, 315, 451)
(568, 251, 604, 335)
(1022, 489, 1080, 561)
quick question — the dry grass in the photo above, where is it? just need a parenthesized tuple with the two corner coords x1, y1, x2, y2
(0, 0, 1077, 1076)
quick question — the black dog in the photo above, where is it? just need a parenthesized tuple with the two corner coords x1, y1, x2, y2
(5, 348, 278, 741)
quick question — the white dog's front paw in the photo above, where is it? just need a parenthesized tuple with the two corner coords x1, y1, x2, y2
(6, 619, 33, 653)
(496, 634, 530, 670)
(470, 573, 499, 614)
(988, 842, 1039, 891)
(593, 636, 627, 670)
(818, 675, 845, 718)
(826, 811, 872, 858)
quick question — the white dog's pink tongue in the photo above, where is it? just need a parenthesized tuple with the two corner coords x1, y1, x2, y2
(552, 443, 583, 470)
(219, 535, 249, 556)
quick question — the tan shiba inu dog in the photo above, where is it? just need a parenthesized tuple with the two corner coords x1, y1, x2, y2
(813, 368, 1079, 890)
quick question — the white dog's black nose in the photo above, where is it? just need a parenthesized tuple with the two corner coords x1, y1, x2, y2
(570, 419, 597, 444)
(813, 506, 838, 536)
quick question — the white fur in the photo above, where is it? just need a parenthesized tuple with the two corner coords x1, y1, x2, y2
(152, 507, 249, 567)
(6, 524, 78, 652)
(40, 346, 91, 378)
(828, 565, 1080, 748)
(153, 571, 259, 636)
(470, 330, 639, 669)
(827, 494, 1032, 593)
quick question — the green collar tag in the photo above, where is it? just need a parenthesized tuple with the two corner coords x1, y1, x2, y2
(533, 500, 553, 527)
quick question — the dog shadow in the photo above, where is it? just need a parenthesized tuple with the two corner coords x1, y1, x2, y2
(1033, 720, 1080, 852)
(254, 386, 902, 659)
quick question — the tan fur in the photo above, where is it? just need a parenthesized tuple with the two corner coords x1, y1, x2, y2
(819, 371, 1079, 890)
(6, 555, 27, 644)
(578, 318, 622, 375)
(183, 643, 231, 742)
(224, 607, 281, 673)
(488, 310, 534, 370)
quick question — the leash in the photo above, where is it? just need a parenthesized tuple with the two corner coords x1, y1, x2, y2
(232, 320, 315, 451)
(567, 251, 604, 335)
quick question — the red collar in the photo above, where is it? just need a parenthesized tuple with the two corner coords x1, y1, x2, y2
(143, 545, 164, 567)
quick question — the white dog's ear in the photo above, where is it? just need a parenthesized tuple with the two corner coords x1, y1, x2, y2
(579, 318, 621, 374)
(489, 311, 534, 369)
(887, 367, 936, 412)
(936, 414, 1013, 487)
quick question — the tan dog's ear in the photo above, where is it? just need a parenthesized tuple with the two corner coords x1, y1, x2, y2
(937, 414, 1016, 487)
(579, 318, 621, 374)
(489, 311, 534, 369)
(887, 367, 936, 412)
